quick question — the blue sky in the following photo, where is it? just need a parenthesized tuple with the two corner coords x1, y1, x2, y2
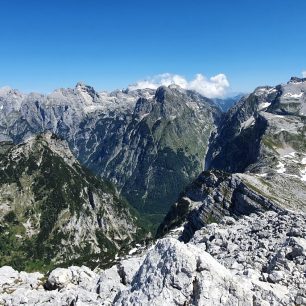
(0, 0, 306, 95)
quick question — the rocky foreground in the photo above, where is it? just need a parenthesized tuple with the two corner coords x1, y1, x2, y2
(0, 210, 305, 306)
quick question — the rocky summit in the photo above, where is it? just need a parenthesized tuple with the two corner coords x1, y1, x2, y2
(0, 77, 306, 305)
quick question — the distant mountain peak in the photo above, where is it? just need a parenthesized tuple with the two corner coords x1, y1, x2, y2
(0, 86, 21, 96)
(288, 76, 306, 84)
(75, 81, 96, 92)
(168, 84, 182, 90)
(154, 85, 170, 102)
(75, 81, 88, 88)
(0, 86, 12, 94)
(75, 82, 100, 102)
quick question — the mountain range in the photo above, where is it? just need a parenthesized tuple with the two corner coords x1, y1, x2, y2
(0, 77, 306, 305)
(0, 83, 224, 224)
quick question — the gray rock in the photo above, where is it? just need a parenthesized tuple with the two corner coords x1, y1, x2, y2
(46, 266, 98, 291)
(268, 271, 285, 283)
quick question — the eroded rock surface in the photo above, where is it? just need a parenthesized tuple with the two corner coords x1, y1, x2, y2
(1, 211, 306, 305)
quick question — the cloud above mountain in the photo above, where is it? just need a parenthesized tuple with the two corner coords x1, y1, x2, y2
(303, 71, 306, 78)
(128, 73, 230, 98)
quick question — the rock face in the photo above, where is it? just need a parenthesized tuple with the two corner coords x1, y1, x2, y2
(0, 84, 221, 217)
(159, 77, 306, 239)
(0, 133, 147, 271)
(157, 170, 284, 241)
(1, 210, 306, 306)
(206, 77, 306, 174)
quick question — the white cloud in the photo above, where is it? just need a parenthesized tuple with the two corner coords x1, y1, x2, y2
(302, 71, 306, 78)
(128, 73, 230, 98)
